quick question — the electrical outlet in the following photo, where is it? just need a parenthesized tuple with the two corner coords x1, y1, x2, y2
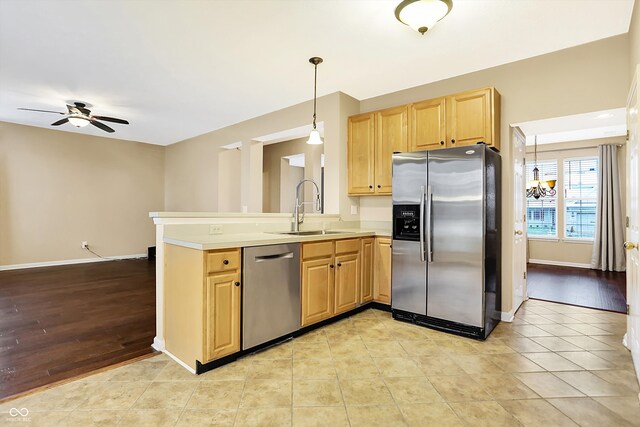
(81, 241, 88, 249)
(209, 225, 223, 235)
(350, 205, 358, 215)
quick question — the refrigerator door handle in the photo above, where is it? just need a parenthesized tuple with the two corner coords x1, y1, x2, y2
(426, 185, 433, 263)
(419, 186, 426, 262)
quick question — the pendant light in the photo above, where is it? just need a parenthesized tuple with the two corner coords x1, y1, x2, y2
(526, 136, 557, 199)
(307, 57, 323, 145)
(395, 0, 453, 35)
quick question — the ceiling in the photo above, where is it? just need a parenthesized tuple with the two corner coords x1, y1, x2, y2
(0, 0, 634, 146)
(516, 108, 627, 145)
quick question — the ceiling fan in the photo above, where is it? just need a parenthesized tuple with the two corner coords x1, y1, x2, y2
(18, 102, 129, 133)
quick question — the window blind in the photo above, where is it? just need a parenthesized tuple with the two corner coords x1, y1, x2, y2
(526, 159, 558, 237)
(564, 157, 598, 239)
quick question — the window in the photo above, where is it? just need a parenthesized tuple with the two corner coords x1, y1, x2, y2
(526, 160, 558, 238)
(564, 157, 598, 239)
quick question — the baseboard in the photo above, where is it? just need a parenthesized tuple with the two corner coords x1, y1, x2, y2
(163, 349, 196, 374)
(528, 259, 591, 269)
(501, 309, 515, 322)
(0, 254, 148, 271)
(152, 337, 166, 352)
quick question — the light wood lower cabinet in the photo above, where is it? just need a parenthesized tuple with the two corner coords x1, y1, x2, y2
(374, 237, 392, 304)
(360, 237, 374, 303)
(205, 271, 241, 361)
(301, 239, 362, 326)
(164, 244, 241, 370)
(301, 257, 335, 327)
(334, 253, 359, 314)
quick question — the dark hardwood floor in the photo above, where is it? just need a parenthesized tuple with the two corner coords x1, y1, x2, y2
(527, 263, 627, 313)
(0, 259, 156, 400)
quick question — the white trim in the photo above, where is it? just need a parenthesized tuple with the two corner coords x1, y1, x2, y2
(163, 349, 196, 374)
(0, 254, 147, 271)
(561, 238, 594, 244)
(501, 308, 515, 322)
(528, 237, 559, 242)
(152, 337, 165, 352)
(528, 258, 591, 269)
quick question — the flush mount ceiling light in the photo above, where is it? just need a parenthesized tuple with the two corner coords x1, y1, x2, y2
(395, 0, 453, 35)
(307, 57, 323, 145)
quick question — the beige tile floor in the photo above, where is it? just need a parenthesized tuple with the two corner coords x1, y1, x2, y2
(1, 299, 639, 426)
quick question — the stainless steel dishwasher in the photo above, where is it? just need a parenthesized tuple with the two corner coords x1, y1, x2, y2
(242, 243, 301, 350)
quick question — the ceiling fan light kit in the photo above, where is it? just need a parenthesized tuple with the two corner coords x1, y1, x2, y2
(306, 56, 324, 145)
(18, 101, 129, 134)
(395, 0, 453, 35)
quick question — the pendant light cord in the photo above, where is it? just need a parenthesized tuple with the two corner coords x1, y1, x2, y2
(312, 63, 317, 130)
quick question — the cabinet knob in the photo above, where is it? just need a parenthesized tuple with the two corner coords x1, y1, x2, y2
(330, 264, 334, 269)
(223, 259, 229, 265)
(377, 185, 381, 189)
(337, 263, 342, 267)
(451, 139, 455, 144)
(440, 141, 444, 145)
(234, 281, 240, 287)
(369, 185, 373, 189)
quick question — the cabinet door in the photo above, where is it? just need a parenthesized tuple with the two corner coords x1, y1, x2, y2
(360, 238, 374, 304)
(335, 253, 360, 314)
(301, 257, 335, 326)
(374, 238, 392, 304)
(205, 272, 241, 361)
(447, 88, 493, 148)
(409, 98, 446, 152)
(375, 106, 408, 194)
(348, 113, 375, 195)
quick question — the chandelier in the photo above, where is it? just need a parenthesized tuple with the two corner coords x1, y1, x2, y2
(526, 136, 556, 199)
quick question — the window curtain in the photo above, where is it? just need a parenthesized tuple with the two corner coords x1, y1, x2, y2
(591, 144, 626, 271)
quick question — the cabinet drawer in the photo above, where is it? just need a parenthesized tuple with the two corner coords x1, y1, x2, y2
(302, 241, 334, 260)
(206, 249, 240, 274)
(335, 238, 360, 255)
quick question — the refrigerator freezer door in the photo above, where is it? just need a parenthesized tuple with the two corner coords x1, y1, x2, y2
(392, 240, 427, 315)
(392, 151, 429, 205)
(427, 147, 485, 327)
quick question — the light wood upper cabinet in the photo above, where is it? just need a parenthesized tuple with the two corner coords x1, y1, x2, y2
(409, 98, 446, 152)
(334, 253, 359, 314)
(347, 87, 500, 196)
(447, 87, 499, 148)
(375, 106, 408, 194)
(360, 238, 374, 304)
(374, 237, 392, 304)
(205, 271, 241, 361)
(347, 113, 375, 195)
(301, 256, 335, 327)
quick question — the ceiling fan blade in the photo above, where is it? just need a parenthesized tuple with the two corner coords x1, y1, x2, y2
(51, 118, 69, 126)
(90, 120, 115, 133)
(92, 116, 129, 125)
(18, 108, 65, 114)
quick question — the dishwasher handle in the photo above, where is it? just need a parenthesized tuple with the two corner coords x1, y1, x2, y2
(254, 252, 294, 262)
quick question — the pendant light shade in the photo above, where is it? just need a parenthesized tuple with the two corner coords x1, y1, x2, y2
(68, 116, 90, 127)
(395, 0, 453, 35)
(307, 129, 323, 145)
(307, 56, 323, 145)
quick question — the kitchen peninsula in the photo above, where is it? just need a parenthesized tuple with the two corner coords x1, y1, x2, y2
(151, 212, 392, 373)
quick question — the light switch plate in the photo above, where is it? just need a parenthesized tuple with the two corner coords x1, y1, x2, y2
(350, 205, 358, 215)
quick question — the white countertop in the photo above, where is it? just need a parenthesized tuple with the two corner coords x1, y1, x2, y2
(163, 229, 391, 250)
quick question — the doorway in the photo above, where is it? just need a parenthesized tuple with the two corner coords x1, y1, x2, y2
(513, 109, 628, 313)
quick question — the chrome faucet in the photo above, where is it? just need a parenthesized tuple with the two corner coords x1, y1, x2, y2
(293, 179, 321, 232)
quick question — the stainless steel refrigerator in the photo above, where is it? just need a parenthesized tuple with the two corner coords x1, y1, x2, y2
(391, 145, 501, 340)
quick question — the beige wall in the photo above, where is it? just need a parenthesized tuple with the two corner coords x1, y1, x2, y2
(0, 121, 164, 266)
(358, 35, 630, 314)
(525, 137, 626, 266)
(164, 91, 361, 221)
(217, 148, 241, 212)
(262, 137, 323, 213)
(630, 0, 640, 79)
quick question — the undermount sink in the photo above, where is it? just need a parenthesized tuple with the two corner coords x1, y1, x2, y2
(270, 230, 347, 236)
